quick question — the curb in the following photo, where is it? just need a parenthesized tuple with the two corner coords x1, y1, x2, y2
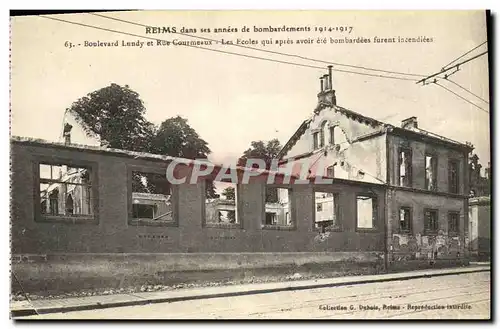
(11, 267, 490, 318)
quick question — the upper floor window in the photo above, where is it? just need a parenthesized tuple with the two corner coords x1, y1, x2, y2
(313, 132, 319, 150)
(448, 160, 460, 194)
(329, 126, 335, 145)
(326, 165, 335, 178)
(398, 148, 412, 187)
(425, 154, 438, 191)
(38, 161, 96, 222)
(319, 122, 327, 148)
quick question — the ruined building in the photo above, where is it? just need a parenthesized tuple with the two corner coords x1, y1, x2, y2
(10, 70, 475, 294)
(468, 153, 491, 197)
(279, 66, 473, 266)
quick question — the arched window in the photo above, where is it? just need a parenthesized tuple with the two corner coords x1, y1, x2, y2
(49, 189, 59, 215)
(66, 194, 74, 215)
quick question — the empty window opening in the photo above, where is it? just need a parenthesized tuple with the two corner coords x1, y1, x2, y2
(326, 165, 335, 178)
(398, 149, 412, 187)
(206, 182, 239, 225)
(263, 187, 292, 226)
(315, 192, 339, 231)
(132, 171, 173, 222)
(425, 155, 438, 190)
(313, 132, 319, 150)
(329, 126, 335, 145)
(39, 163, 93, 218)
(399, 207, 411, 232)
(448, 160, 460, 194)
(356, 195, 376, 229)
(319, 122, 327, 148)
(265, 212, 277, 225)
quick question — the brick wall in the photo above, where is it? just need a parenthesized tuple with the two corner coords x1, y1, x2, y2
(11, 139, 386, 255)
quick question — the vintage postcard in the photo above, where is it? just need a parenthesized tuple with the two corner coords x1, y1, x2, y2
(9, 10, 491, 320)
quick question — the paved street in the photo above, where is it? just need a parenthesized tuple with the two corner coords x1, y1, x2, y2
(22, 271, 490, 320)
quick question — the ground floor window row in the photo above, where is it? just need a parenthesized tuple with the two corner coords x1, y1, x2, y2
(398, 207, 461, 235)
(35, 163, 381, 230)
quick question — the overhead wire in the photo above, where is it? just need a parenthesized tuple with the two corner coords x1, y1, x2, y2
(434, 82, 488, 114)
(40, 15, 419, 82)
(441, 41, 487, 70)
(89, 12, 426, 78)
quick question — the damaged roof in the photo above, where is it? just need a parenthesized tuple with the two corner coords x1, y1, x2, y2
(277, 104, 473, 159)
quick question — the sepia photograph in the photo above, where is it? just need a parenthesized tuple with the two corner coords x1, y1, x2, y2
(9, 9, 491, 320)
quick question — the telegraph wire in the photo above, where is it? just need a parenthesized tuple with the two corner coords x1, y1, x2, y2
(434, 82, 488, 114)
(40, 15, 324, 71)
(445, 79, 489, 104)
(416, 50, 488, 85)
(441, 41, 487, 70)
(89, 12, 426, 78)
(41, 15, 419, 82)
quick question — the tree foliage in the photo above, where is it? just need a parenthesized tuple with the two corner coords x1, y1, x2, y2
(151, 116, 216, 198)
(69, 84, 216, 197)
(237, 139, 282, 169)
(237, 139, 283, 203)
(221, 186, 235, 200)
(68, 83, 154, 151)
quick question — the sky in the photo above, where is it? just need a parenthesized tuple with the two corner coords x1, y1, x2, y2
(10, 10, 491, 169)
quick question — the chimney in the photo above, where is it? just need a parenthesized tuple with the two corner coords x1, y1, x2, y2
(401, 116, 418, 130)
(322, 74, 329, 90)
(63, 123, 73, 145)
(328, 65, 333, 90)
(315, 67, 337, 113)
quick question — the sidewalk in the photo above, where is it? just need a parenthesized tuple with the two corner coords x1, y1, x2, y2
(11, 265, 490, 318)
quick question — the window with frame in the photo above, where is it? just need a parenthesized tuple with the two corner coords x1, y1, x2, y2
(205, 181, 241, 227)
(314, 191, 340, 231)
(130, 170, 175, 226)
(398, 148, 412, 187)
(356, 195, 377, 230)
(329, 126, 335, 145)
(448, 160, 460, 194)
(313, 132, 319, 150)
(319, 122, 327, 148)
(38, 163, 94, 220)
(326, 165, 335, 178)
(399, 207, 412, 233)
(424, 209, 439, 233)
(448, 212, 460, 235)
(425, 154, 438, 191)
(263, 186, 293, 228)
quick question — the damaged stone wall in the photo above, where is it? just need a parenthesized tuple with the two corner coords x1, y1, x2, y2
(11, 139, 387, 255)
(388, 189, 466, 265)
(283, 106, 387, 184)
